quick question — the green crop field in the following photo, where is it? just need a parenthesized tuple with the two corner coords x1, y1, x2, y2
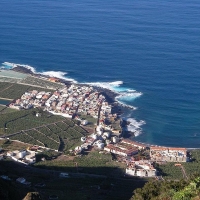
(9, 132, 43, 147)
(0, 82, 13, 92)
(1, 108, 89, 151)
(0, 82, 53, 99)
(0, 84, 30, 99)
(55, 121, 69, 131)
(37, 126, 60, 143)
(0, 105, 18, 114)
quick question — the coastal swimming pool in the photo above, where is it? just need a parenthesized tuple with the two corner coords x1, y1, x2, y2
(0, 99, 11, 106)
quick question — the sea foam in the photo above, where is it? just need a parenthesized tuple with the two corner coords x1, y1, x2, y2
(86, 80, 145, 136)
(2, 62, 37, 73)
(124, 118, 146, 137)
(84, 80, 123, 91)
(2, 62, 77, 83)
(41, 71, 77, 83)
(85, 80, 142, 109)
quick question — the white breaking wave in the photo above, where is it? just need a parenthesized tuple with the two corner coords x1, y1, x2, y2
(2, 62, 77, 83)
(125, 118, 146, 137)
(85, 80, 123, 91)
(2, 62, 37, 73)
(108, 81, 123, 86)
(85, 80, 142, 109)
(116, 91, 142, 101)
(41, 71, 77, 83)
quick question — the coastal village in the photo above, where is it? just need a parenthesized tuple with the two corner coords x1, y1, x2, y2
(0, 66, 190, 183)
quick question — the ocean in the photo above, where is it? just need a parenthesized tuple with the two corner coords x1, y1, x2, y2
(0, 0, 200, 147)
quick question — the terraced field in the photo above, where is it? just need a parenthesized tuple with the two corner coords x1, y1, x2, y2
(1, 109, 88, 151)
(0, 82, 53, 99)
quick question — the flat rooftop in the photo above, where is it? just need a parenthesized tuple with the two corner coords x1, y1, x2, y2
(0, 70, 28, 79)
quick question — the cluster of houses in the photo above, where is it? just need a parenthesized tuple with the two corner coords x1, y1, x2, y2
(74, 123, 189, 178)
(102, 139, 158, 177)
(71, 124, 159, 177)
(4, 82, 190, 179)
(8, 84, 116, 125)
(9, 90, 51, 110)
(7, 149, 36, 165)
(124, 145, 188, 177)
(72, 126, 112, 155)
(45, 84, 102, 118)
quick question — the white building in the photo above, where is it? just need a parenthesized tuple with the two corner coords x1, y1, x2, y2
(126, 160, 156, 177)
(16, 177, 26, 184)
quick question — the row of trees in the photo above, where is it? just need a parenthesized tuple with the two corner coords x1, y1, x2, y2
(55, 121, 69, 131)
(26, 130, 59, 150)
(0, 84, 30, 99)
(37, 126, 60, 143)
(9, 132, 43, 147)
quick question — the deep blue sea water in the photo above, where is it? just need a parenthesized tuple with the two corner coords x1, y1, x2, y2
(0, 0, 200, 147)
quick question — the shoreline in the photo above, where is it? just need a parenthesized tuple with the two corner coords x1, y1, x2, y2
(0, 66, 195, 149)
(10, 65, 135, 135)
(11, 65, 123, 111)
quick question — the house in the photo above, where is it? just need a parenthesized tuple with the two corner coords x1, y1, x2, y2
(121, 139, 146, 150)
(59, 173, 69, 178)
(36, 113, 41, 117)
(150, 146, 187, 162)
(1, 175, 11, 181)
(7, 151, 14, 156)
(16, 177, 26, 184)
(126, 160, 156, 177)
(104, 144, 138, 157)
(81, 120, 88, 126)
(49, 77, 60, 82)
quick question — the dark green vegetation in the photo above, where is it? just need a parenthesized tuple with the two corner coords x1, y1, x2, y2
(0, 178, 23, 200)
(35, 151, 125, 176)
(0, 159, 146, 200)
(131, 150, 200, 199)
(0, 105, 17, 114)
(0, 109, 88, 151)
(0, 82, 30, 99)
(155, 163, 183, 180)
(79, 114, 97, 127)
(132, 177, 200, 200)
(42, 176, 145, 200)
